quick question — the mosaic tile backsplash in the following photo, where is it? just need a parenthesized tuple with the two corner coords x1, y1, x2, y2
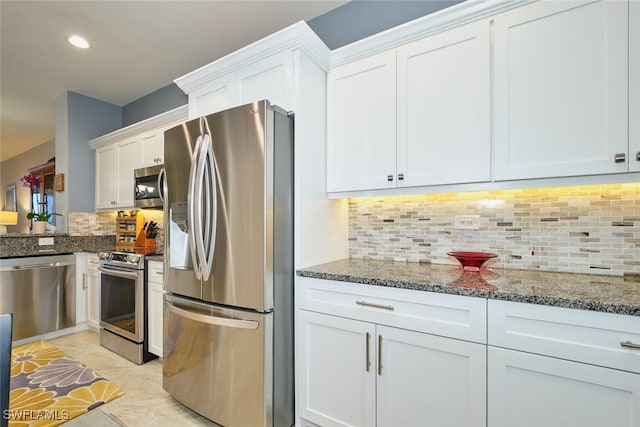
(68, 210, 164, 254)
(348, 183, 640, 277)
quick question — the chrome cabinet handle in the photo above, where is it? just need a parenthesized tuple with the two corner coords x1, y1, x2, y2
(387, 174, 394, 181)
(356, 300, 394, 311)
(636, 152, 640, 162)
(155, 271, 164, 276)
(82, 272, 87, 290)
(614, 153, 626, 163)
(620, 341, 640, 350)
(365, 332, 371, 372)
(378, 334, 383, 376)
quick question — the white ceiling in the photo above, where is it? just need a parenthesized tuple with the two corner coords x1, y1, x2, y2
(0, 0, 346, 162)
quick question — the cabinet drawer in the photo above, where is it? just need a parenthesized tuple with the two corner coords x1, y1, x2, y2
(147, 261, 164, 285)
(297, 277, 486, 343)
(488, 300, 640, 373)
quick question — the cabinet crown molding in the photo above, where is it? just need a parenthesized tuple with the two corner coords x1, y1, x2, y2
(330, 0, 534, 68)
(174, 21, 330, 94)
(88, 105, 188, 149)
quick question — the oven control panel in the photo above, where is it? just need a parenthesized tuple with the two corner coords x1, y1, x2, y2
(98, 251, 144, 269)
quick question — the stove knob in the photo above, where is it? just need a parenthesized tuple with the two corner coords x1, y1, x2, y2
(127, 254, 140, 263)
(98, 252, 109, 260)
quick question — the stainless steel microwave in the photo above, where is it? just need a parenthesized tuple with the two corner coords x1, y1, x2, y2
(134, 165, 164, 208)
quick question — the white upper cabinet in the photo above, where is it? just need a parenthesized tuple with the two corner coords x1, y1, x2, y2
(396, 20, 490, 187)
(96, 139, 142, 210)
(630, 0, 640, 173)
(493, 0, 629, 180)
(326, 19, 490, 193)
(327, 50, 397, 192)
(187, 53, 294, 118)
(89, 105, 187, 210)
(140, 130, 164, 167)
(236, 52, 294, 111)
(95, 145, 117, 209)
(116, 138, 142, 208)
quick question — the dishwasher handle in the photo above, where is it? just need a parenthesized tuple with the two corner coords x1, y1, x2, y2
(166, 300, 260, 330)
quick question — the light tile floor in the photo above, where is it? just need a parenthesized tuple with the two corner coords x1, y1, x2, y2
(48, 331, 217, 427)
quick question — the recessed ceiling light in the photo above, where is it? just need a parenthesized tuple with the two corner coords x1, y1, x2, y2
(67, 35, 91, 49)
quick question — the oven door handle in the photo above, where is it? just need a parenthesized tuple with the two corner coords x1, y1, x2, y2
(97, 266, 139, 280)
(166, 300, 259, 330)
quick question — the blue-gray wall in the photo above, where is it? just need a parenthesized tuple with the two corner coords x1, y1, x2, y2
(55, 91, 121, 230)
(122, 84, 187, 127)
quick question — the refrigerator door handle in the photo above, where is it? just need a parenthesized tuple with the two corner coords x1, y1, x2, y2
(166, 300, 260, 330)
(200, 132, 217, 281)
(188, 133, 205, 279)
(157, 167, 165, 203)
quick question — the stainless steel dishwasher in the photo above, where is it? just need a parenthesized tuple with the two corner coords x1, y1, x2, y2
(0, 254, 76, 341)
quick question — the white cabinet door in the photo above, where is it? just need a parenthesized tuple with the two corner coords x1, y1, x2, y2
(140, 131, 164, 167)
(95, 146, 117, 209)
(494, 0, 628, 180)
(327, 50, 397, 192)
(630, 0, 640, 173)
(236, 52, 294, 111)
(147, 261, 164, 358)
(298, 310, 376, 427)
(397, 20, 490, 187)
(488, 346, 640, 427)
(377, 325, 486, 427)
(116, 138, 142, 208)
(86, 253, 100, 330)
(190, 74, 235, 118)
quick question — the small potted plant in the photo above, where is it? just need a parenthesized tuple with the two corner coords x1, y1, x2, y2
(27, 212, 62, 234)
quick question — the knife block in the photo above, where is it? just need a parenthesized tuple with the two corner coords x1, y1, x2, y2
(135, 230, 156, 254)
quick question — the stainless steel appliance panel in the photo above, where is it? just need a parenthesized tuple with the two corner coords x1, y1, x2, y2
(98, 264, 143, 343)
(200, 102, 269, 311)
(134, 164, 164, 208)
(163, 294, 272, 427)
(164, 121, 203, 300)
(0, 255, 76, 341)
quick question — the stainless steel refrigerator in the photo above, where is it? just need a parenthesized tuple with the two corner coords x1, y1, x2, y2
(162, 100, 294, 427)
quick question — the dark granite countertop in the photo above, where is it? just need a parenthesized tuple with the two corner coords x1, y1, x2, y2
(297, 258, 640, 316)
(0, 234, 115, 258)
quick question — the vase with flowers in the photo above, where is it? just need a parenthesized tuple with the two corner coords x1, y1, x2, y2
(20, 173, 43, 190)
(27, 212, 62, 234)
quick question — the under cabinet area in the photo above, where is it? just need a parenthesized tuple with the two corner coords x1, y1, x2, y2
(147, 260, 164, 358)
(296, 277, 487, 427)
(326, 19, 490, 193)
(487, 300, 640, 427)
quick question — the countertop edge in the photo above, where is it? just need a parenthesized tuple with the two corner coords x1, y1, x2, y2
(296, 270, 640, 317)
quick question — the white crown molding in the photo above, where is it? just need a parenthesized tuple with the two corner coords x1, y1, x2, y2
(329, 0, 535, 68)
(88, 104, 188, 149)
(174, 21, 330, 94)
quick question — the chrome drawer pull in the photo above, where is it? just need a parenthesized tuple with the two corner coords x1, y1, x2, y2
(620, 341, 640, 350)
(356, 300, 394, 311)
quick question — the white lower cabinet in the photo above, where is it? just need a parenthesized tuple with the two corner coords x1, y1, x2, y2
(86, 253, 100, 330)
(147, 260, 164, 357)
(488, 300, 640, 427)
(297, 278, 487, 427)
(488, 347, 640, 427)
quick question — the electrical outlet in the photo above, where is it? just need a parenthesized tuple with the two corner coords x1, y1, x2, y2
(38, 237, 54, 246)
(454, 215, 480, 230)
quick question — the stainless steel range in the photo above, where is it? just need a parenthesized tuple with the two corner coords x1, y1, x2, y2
(97, 251, 156, 364)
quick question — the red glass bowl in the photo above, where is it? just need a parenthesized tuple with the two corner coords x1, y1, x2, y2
(447, 251, 498, 272)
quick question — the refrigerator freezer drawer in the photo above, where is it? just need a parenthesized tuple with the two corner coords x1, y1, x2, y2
(163, 294, 274, 427)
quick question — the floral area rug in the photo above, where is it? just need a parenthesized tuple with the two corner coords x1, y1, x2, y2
(7, 341, 124, 427)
